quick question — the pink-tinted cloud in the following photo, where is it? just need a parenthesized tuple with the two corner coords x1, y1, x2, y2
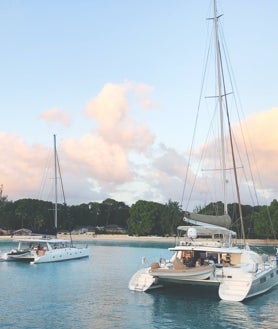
(85, 82, 155, 151)
(233, 107, 278, 192)
(58, 82, 156, 190)
(0, 82, 157, 204)
(0, 132, 49, 200)
(132, 82, 156, 110)
(179, 108, 278, 208)
(1, 84, 277, 208)
(61, 134, 132, 183)
(40, 108, 71, 126)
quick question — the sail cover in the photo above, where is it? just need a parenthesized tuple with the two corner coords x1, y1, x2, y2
(184, 212, 232, 229)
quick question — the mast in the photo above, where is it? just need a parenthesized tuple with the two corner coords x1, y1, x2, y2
(54, 134, 58, 229)
(212, 1, 246, 243)
(213, 0, 227, 215)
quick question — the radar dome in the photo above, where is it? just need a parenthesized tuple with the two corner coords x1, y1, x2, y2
(187, 227, 197, 239)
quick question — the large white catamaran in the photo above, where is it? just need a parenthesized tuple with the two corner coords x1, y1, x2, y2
(129, 1, 278, 301)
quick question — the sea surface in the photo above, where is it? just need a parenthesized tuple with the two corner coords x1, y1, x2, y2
(0, 239, 278, 329)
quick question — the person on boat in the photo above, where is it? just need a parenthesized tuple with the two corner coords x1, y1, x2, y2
(195, 258, 201, 267)
(220, 258, 229, 267)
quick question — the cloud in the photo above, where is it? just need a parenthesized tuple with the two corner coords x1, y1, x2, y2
(132, 82, 157, 110)
(0, 132, 49, 199)
(40, 108, 71, 126)
(179, 108, 278, 208)
(61, 134, 132, 183)
(54, 81, 157, 187)
(233, 107, 278, 195)
(1, 83, 277, 208)
(0, 82, 158, 205)
(85, 82, 155, 151)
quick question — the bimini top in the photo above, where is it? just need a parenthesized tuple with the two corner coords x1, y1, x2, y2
(14, 237, 71, 243)
(177, 225, 237, 237)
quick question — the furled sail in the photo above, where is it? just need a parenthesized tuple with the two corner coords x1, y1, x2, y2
(184, 212, 231, 229)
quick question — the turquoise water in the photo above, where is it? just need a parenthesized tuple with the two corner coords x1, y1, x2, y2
(0, 240, 278, 329)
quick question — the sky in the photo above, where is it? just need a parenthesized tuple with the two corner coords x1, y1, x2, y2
(0, 0, 277, 210)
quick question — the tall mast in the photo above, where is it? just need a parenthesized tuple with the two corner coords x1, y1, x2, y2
(213, 0, 227, 215)
(212, 1, 246, 243)
(54, 134, 58, 229)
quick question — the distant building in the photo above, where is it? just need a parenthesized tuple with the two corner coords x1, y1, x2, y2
(105, 225, 127, 234)
(71, 228, 88, 235)
(12, 228, 32, 236)
(0, 228, 8, 235)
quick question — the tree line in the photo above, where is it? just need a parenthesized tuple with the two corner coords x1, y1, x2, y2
(0, 192, 278, 239)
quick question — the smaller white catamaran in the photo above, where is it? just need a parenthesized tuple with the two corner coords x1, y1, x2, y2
(2, 135, 89, 264)
(129, 1, 278, 301)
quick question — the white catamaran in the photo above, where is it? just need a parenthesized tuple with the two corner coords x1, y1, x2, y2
(129, 1, 278, 301)
(2, 135, 89, 264)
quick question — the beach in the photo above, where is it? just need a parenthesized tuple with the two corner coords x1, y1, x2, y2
(0, 233, 277, 246)
(66, 234, 278, 246)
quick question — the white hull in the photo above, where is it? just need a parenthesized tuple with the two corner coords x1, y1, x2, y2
(150, 264, 214, 282)
(2, 250, 34, 262)
(129, 226, 278, 301)
(32, 247, 89, 264)
(129, 261, 278, 301)
(128, 268, 160, 292)
(218, 264, 278, 301)
(2, 237, 89, 264)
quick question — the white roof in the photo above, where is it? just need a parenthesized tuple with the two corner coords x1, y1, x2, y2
(15, 237, 71, 243)
(169, 245, 243, 254)
(177, 225, 236, 236)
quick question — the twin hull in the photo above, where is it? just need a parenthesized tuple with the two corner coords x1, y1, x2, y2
(3, 244, 89, 264)
(129, 257, 278, 301)
(32, 247, 89, 263)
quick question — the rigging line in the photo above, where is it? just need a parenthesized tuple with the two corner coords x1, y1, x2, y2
(221, 29, 273, 242)
(56, 151, 66, 206)
(267, 206, 277, 239)
(181, 15, 219, 210)
(201, 166, 243, 172)
(37, 149, 52, 201)
(230, 130, 257, 207)
(218, 38, 246, 243)
(219, 14, 271, 239)
(181, 24, 213, 209)
(219, 25, 260, 207)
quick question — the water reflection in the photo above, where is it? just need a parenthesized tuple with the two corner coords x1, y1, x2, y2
(137, 286, 278, 329)
(217, 300, 255, 329)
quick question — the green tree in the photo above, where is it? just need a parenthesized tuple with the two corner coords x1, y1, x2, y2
(97, 199, 129, 229)
(160, 200, 183, 236)
(253, 200, 278, 239)
(128, 200, 163, 236)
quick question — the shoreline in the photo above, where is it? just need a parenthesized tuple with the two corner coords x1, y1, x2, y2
(0, 234, 278, 246)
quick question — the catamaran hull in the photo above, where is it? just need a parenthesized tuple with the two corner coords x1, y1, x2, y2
(2, 238, 90, 264)
(2, 250, 35, 262)
(129, 265, 216, 292)
(150, 265, 214, 282)
(218, 266, 278, 301)
(32, 248, 89, 264)
(129, 264, 278, 302)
